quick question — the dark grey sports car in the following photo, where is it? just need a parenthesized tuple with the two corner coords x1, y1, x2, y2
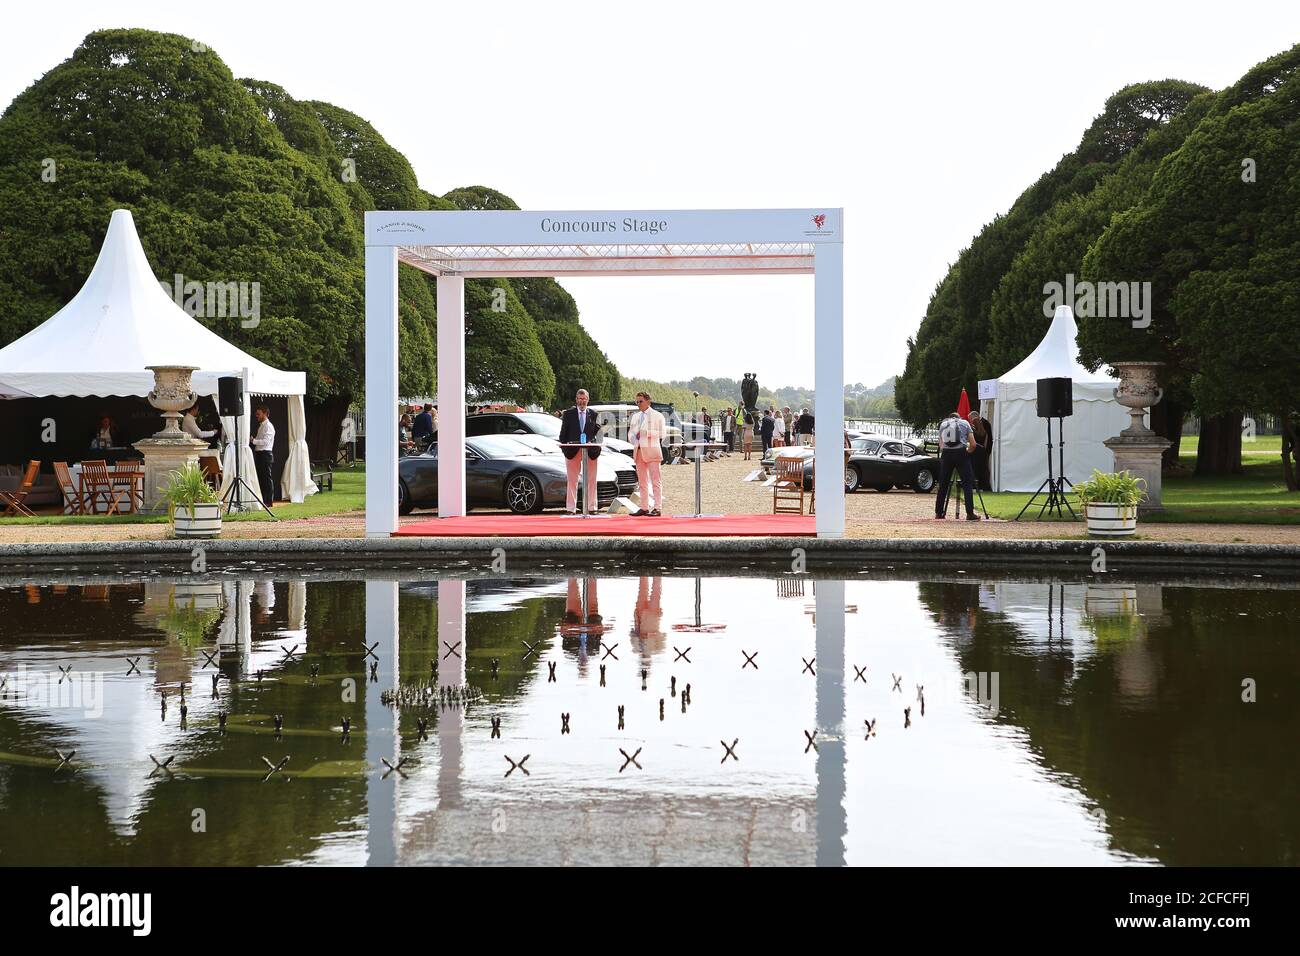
(847, 437, 939, 493)
(398, 434, 638, 515)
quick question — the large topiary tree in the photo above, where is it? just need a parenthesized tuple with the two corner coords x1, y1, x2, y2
(894, 80, 1207, 430)
(1084, 45, 1300, 483)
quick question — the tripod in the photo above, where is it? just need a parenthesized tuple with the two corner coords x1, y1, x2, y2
(941, 458, 989, 519)
(1014, 417, 1076, 521)
(220, 425, 277, 519)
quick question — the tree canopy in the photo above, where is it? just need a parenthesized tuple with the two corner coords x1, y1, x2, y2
(0, 28, 622, 450)
(896, 47, 1300, 484)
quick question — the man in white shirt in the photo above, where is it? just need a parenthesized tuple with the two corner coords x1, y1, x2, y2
(627, 390, 666, 516)
(251, 404, 276, 507)
(182, 403, 217, 443)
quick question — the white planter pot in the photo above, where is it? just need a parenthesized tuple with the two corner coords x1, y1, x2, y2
(1086, 502, 1138, 537)
(173, 502, 222, 539)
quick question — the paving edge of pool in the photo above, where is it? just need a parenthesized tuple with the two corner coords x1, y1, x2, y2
(2, 536, 1299, 573)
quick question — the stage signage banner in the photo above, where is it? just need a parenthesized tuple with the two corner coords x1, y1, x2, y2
(365, 208, 843, 246)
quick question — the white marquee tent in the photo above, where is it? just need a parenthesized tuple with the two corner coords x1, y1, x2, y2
(983, 305, 1130, 492)
(0, 209, 316, 503)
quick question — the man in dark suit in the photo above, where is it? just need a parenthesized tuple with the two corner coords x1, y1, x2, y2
(557, 388, 603, 514)
(759, 409, 775, 453)
(412, 403, 435, 448)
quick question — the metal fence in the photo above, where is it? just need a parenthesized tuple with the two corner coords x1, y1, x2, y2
(1183, 413, 1281, 436)
(846, 418, 938, 442)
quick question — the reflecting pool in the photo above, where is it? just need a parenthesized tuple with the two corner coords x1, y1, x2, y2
(0, 566, 1295, 866)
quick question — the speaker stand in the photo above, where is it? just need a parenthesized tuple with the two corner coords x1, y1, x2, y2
(220, 435, 277, 520)
(1014, 417, 1077, 521)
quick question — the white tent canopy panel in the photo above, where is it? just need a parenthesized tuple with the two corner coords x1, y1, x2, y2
(0, 209, 305, 399)
(990, 305, 1132, 491)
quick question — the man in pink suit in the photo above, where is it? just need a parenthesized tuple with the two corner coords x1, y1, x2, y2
(628, 390, 667, 516)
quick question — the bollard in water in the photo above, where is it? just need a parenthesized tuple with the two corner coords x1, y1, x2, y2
(671, 675, 676, 697)
(491, 716, 501, 739)
(904, 707, 912, 729)
(617, 705, 625, 730)
(600, 664, 606, 687)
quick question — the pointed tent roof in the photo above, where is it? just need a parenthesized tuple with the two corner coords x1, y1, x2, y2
(999, 305, 1116, 385)
(0, 209, 304, 399)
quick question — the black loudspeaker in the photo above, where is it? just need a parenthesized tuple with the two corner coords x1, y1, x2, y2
(218, 376, 244, 417)
(1036, 377, 1073, 418)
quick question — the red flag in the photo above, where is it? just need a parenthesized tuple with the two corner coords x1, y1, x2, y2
(956, 388, 971, 419)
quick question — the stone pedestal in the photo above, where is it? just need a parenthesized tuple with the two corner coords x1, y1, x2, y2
(133, 437, 208, 512)
(1104, 435, 1171, 514)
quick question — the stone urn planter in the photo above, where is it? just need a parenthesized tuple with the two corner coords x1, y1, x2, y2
(1111, 361, 1164, 438)
(145, 365, 200, 438)
(1104, 361, 1171, 514)
(134, 366, 209, 512)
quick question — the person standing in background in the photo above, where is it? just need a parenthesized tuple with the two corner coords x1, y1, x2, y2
(760, 409, 775, 454)
(628, 391, 666, 516)
(412, 403, 435, 448)
(797, 408, 815, 446)
(969, 410, 993, 490)
(182, 403, 216, 444)
(935, 411, 978, 520)
(558, 388, 602, 514)
(741, 407, 755, 460)
(772, 408, 786, 447)
(251, 404, 276, 507)
(723, 407, 736, 453)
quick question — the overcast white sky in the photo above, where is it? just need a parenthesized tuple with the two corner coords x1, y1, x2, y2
(3, 1, 1296, 391)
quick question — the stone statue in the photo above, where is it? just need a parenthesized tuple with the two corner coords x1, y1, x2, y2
(740, 372, 759, 415)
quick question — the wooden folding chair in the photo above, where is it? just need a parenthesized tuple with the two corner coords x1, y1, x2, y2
(111, 462, 144, 514)
(80, 460, 122, 516)
(772, 457, 808, 515)
(199, 456, 222, 492)
(53, 461, 88, 515)
(1, 460, 41, 517)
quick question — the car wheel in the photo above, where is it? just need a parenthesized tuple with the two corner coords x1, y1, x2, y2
(875, 483, 894, 493)
(398, 480, 414, 515)
(504, 471, 544, 514)
(913, 468, 936, 493)
(845, 466, 860, 493)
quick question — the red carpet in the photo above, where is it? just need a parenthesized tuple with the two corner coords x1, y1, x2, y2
(393, 513, 815, 537)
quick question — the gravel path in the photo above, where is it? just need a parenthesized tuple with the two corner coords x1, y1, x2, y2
(2, 452, 1297, 546)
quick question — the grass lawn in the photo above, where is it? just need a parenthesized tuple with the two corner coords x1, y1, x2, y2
(1, 465, 366, 525)
(981, 454, 1300, 524)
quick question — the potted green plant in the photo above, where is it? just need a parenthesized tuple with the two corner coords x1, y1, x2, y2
(1074, 469, 1146, 537)
(160, 462, 221, 538)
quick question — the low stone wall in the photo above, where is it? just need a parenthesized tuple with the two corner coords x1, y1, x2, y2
(3, 535, 1298, 576)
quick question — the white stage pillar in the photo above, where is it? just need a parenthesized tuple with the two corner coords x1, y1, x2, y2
(365, 245, 399, 537)
(814, 240, 846, 537)
(814, 579, 846, 866)
(437, 579, 467, 808)
(364, 580, 399, 865)
(437, 276, 467, 518)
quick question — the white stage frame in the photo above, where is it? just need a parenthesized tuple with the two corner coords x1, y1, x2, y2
(364, 208, 845, 537)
